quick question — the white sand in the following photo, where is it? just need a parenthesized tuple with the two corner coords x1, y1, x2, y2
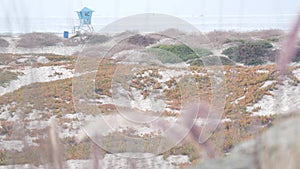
(247, 79, 300, 116)
(259, 80, 276, 89)
(0, 140, 24, 152)
(0, 102, 21, 121)
(0, 37, 82, 56)
(158, 69, 188, 83)
(0, 153, 189, 169)
(256, 69, 270, 74)
(231, 95, 245, 104)
(0, 65, 74, 96)
(293, 68, 300, 80)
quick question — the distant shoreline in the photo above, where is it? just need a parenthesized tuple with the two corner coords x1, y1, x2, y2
(0, 28, 291, 36)
(0, 14, 296, 34)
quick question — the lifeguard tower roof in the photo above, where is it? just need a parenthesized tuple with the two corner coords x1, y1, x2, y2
(76, 7, 94, 25)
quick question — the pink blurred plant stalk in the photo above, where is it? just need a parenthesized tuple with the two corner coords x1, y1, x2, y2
(49, 121, 63, 169)
(92, 134, 103, 169)
(277, 12, 300, 79)
(189, 103, 222, 159)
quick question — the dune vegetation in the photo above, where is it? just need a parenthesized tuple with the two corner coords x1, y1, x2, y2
(0, 29, 299, 168)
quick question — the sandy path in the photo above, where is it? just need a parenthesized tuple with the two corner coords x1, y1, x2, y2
(0, 65, 74, 96)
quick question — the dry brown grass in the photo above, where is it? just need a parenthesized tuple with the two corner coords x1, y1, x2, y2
(205, 30, 284, 47)
(17, 33, 62, 48)
(0, 38, 9, 48)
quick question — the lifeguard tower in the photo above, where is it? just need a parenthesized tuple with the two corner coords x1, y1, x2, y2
(73, 7, 95, 33)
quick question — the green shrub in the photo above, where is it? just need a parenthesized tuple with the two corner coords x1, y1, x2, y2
(188, 56, 235, 66)
(0, 150, 6, 165)
(222, 46, 239, 59)
(222, 40, 273, 65)
(187, 59, 203, 66)
(204, 56, 235, 66)
(153, 44, 194, 61)
(146, 48, 182, 64)
(258, 40, 273, 48)
(193, 48, 213, 57)
(224, 39, 245, 44)
(151, 44, 212, 63)
(266, 37, 280, 42)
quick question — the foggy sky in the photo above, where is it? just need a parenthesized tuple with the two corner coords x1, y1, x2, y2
(0, 0, 299, 19)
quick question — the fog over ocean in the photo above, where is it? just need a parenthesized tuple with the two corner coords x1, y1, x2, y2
(0, 14, 297, 34)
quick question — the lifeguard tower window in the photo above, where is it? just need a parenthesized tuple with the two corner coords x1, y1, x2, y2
(85, 12, 89, 16)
